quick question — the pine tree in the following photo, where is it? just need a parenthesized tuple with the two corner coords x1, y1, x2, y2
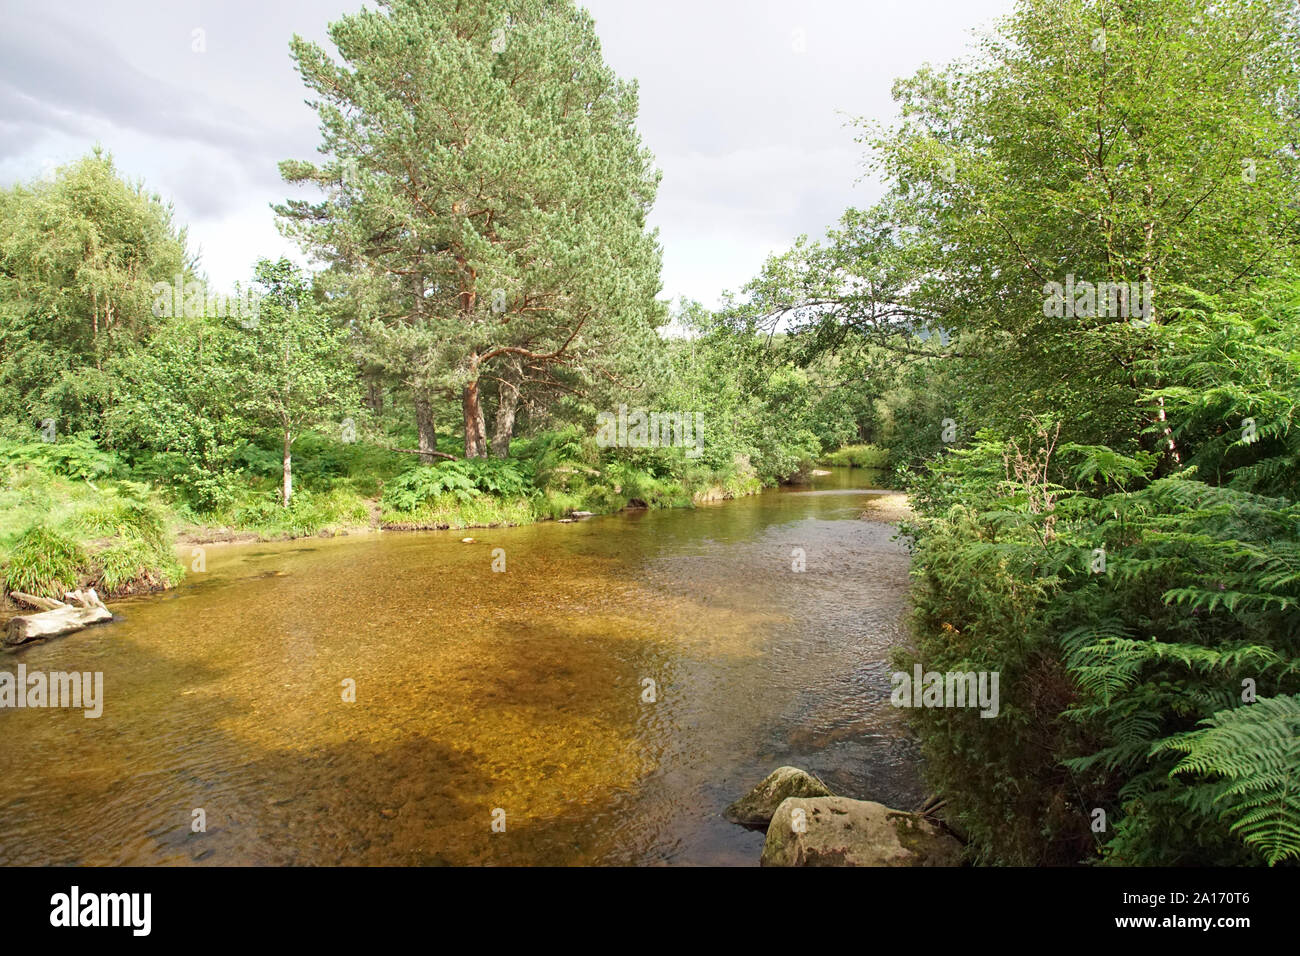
(277, 0, 664, 457)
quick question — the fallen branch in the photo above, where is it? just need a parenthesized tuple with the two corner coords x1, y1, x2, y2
(8, 591, 63, 612)
(5, 589, 113, 647)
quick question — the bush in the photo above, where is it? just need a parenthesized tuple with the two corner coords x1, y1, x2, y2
(0, 432, 120, 482)
(518, 426, 597, 492)
(95, 539, 182, 595)
(220, 487, 371, 538)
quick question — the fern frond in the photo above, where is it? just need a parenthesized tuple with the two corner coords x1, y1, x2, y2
(1159, 695, 1300, 865)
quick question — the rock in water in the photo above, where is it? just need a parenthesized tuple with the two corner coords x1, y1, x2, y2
(724, 766, 833, 827)
(761, 796, 963, 867)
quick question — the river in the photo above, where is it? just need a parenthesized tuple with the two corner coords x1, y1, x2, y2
(0, 467, 921, 865)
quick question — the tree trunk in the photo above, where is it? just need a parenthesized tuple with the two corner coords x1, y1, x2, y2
(414, 390, 437, 465)
(366, 375, 385, 415)
(462, 380, 488, 459)
(282, 428, 293, 507)
(1139, 179, 1180, 469)
(491, 375, 521, 459)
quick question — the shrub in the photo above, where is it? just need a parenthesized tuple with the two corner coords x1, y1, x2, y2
(94, 539, 182, 595)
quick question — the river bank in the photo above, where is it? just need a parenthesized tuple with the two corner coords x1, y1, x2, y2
(1, 428, 900, 612)
(0, 468, 919, 865)
(1, 438, 776, 606)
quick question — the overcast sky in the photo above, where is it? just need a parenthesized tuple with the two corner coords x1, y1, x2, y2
(0, 0, 1014, 308)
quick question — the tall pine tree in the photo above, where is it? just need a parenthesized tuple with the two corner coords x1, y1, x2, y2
(277, 0, 664, 457)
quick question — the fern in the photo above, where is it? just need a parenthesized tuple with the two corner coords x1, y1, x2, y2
(1159, 696, 1300, 865)
(381, 458, 534, 512)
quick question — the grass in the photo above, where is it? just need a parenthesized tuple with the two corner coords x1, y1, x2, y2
(379, 492, 537, 530)
(376, 464, 759, 529)
(0, 455, 183, 599)
(205, 487, 374, 539)
(3, 525, 85, 599)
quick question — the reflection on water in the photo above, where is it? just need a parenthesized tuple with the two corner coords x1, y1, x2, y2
(0, 468, 920, 866)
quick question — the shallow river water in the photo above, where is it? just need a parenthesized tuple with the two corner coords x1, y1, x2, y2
(0, 468, 921, 866)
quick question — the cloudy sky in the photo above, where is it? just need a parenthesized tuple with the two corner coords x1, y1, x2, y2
(0, 0, 1014, 308)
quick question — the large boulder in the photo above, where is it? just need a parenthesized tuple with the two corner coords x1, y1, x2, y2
(724, 766, 833, 827)
(761, 796, 963, 867)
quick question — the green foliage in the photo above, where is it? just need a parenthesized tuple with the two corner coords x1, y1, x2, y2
(104, 311, 251, 511)
(93, 536, 182, 595)
(0, 148, 189, 434)
(650, 304, 839, 484)
(218, 487, 372, 539)
(517, 425, 596, 491)
(1160, 695, 1300, 866)
(904, 416, 1300, 865)
(0, 432, 183, 597)
(892, 276, 1300, 868)
(778, 0, 1300, 869)
(823, 444, 890, 469)
(278, 0, 665, 455)
(382, 458, 534, 511)
(0, 432, 119, 482)
(233, 258, 357, 506)
(6, 1, 1293, 876)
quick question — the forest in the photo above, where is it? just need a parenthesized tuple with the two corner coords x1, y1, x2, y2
(1, 0, 1298, 869)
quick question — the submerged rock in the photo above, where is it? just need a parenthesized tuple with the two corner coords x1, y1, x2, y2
(724, 766, 833, 827)
(761, 796, 963, 867)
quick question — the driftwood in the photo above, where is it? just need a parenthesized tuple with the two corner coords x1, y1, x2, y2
(9, 591, 63, 612)
(5, 589, 112, 647)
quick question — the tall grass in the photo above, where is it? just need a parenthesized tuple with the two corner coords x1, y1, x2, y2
(3, 525, 85, 598)
(0, 440, 183, 598)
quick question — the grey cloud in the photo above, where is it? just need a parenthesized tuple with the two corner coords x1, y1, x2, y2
(0, 12, 263, 152)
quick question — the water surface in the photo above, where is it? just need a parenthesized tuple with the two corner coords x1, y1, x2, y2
(0, 468, 920, 865)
